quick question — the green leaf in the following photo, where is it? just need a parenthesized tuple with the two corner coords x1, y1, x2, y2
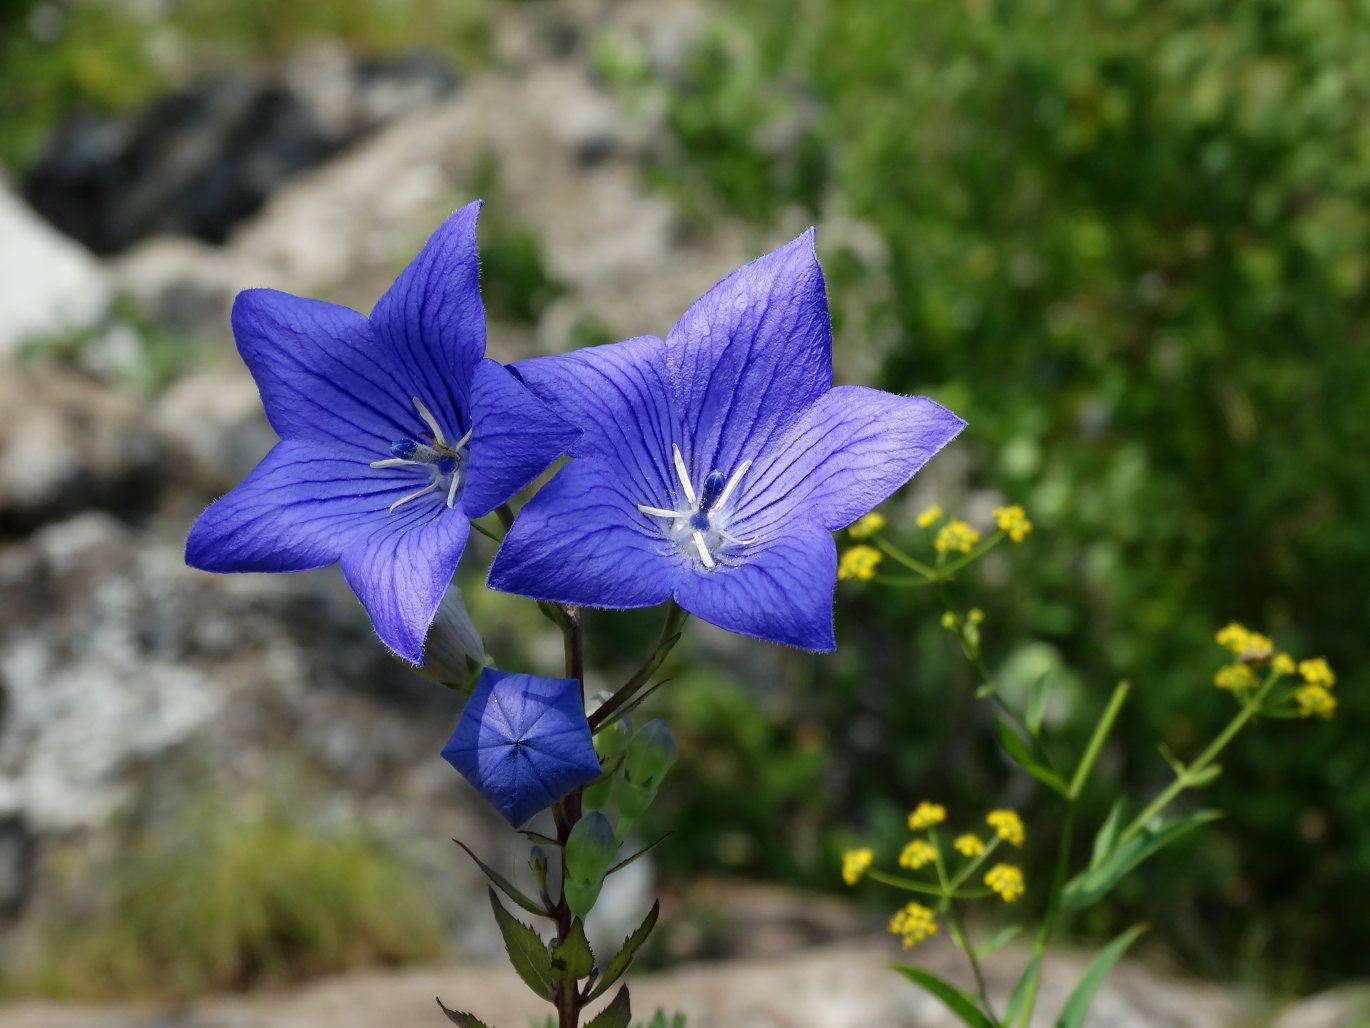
(973, 924, 1022, 959)
(1026, 668, 1052, 737)
(488, 888, 555, 1002)
(1055, 923, 1147, 1028)
(889, 965, 993, 1028)
(586, 985, 632, 1028)
(607, 833, 672, 876)
(454, 839, 547, 918)
(1089, 800, 1126, 870)
(995, 715, 1068, 795)
(435, 998, 492, 1027)
(1186, 764, 1222, 787)
(1064, 811, 1222, 910)
(1004, 951, 1043, 1026)
(550, 918, 595, 982)
(588, 900, 660, 1001)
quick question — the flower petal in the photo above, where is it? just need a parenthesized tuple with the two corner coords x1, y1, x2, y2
(339, 504, 472, 663)
(488, 458, 676, 609)
(370, 200, 486, 440)
(231, 290, 411, 453)
(186, 440, 395, 573)
(739, 387, 967, 534)
(460, 358, 580, 518)
(671, 520, 838, 650)
(665, 230, 832, 479)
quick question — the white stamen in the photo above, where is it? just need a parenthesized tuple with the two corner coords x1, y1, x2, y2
(390, 481, 440, 512)
(637, 504, 680, 518)
(717, 527, 758, 546)
(369, 457, 422, 469)
(453, 425, 474, 450)
(715, 459, 752, 511)
(692, 531, 715, 568)
(446, 473, 461, 508)
(672, 444, 697, 506)
(412, 396, 448, 447)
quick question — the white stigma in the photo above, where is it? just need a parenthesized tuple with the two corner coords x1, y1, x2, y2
(370, 397, 473, 513)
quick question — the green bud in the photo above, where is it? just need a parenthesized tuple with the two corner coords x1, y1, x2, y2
(562, 812, 617, 920)
(593, 715, 632, 762)
(624, 719, 677, 790)
(528, 845, 548, 890)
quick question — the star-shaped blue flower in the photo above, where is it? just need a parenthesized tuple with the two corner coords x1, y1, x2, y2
(488, 230, 965, 650)
(442, 669, 602, 828)
(186, 201, 577, 663)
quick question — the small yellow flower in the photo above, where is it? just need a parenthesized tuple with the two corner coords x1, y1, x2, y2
(940, 611, 961, 630)
(899, 839, 938, 869)
(953, 834, 985, 857)
(1213, 663, 1257, 693)
(1272, 653, 1295, 676)
(1215, 621, 1274, 661)
(849, 512, 886, 539)
(838, 545, 883, 581)
(889, 901, 938, 948)
(967, 608, 985, 625)
(841, 848, 873, 886)
(986, 809, 1025, 847)
(1215, 622, 1251, 654)
(934, 520, 980, 554)
(916, 505, 944, 529)
(992, 504, 1032, 542)
(1298, 658, 1336, 688)
(1243, 632, 1274, 660)
(1295, 684, 1336, 720)
(985, 863, 1025, 902)
(907, 801, 947, 831)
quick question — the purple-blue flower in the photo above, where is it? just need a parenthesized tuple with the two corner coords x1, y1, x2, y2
(442, 669, 602, 828)
(186, 201, 577, 663)
(488, 230, 965, 650)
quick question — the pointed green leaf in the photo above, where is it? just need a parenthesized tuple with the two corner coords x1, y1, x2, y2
(995, 715, 1068, 795)
(607, 832, 672, 876)
(550, 918, 595, 982)
(1004, 952, 1042, 1026)
(435, 998, 492, 1027)
(520, 830, 561, 847)
(1055, 923, 1147, 1028)
(454, 839, 547, 918)
(973, 924, 1022, 959)
(487, 888, 555, 1002)
(1089, 799, 1126, 870)
(586, 985, 632, 1028)
(1026, 669, 1052, 737)
(889, 965, 993, 1028)
(587, 900, 660, 1001)
(1065, 810, 1222, 910)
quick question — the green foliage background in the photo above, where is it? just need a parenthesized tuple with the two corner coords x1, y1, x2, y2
(610, 0, 1370, 990)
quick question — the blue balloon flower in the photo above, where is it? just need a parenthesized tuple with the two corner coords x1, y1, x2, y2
(186, 201, 577, 663)
(488, 230, 965, 650)
(442, 669, 602, 828)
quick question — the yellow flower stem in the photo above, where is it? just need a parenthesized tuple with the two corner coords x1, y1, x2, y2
(866, 868, 988, 900)
(1117, 670, 1278, 849)
(932, 831, 997, 1021)
(875, 538, 940, 578)
(936, 530, 1007, 577)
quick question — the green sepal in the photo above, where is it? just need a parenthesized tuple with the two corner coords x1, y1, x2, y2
(487, 888, 555, 1002)
(550, 918, 595, 982)
(585, 985, 632, 1028)
(994, 715, 1067, 795)
(888, 965, 993, 1028)
(435, 998, 492, 1027)
(454, 839, 546, 919)
(1055, 923, 1147, 1028)
(1064, 811, 1222, 910)
(587, 900, 660, 1002)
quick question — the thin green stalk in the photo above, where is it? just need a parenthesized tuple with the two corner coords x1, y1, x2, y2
(1068, 682, 1130, 801)
(933, 833, 996, 1022)
(1016, 801, 1077, 1028)
(875, 538, 939, 578)
(587, 600, 688, 732)
(866, 868, 988, 900)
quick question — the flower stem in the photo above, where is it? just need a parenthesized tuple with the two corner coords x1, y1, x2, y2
(552, 604, 587, 1028)
(932, 834, 996, 1021)
(587, 600, 688, 733)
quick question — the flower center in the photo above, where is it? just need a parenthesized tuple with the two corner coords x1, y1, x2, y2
(636, 444, 756, 569)
(369, 397, 472, 512)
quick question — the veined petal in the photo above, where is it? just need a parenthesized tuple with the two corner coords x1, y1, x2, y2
(740, 387, 967, 534)
(671, 521, 837, 651)
(665, 230, 832, 479)
(339, 504, 472, 663)
(514, 335, 679, 509)
(232, 290, 412, 452)
(460, 358, 580, 518)
(186, 440, 395, 573)
(487, 459, 676, 609)
(370, 201, 486, 440)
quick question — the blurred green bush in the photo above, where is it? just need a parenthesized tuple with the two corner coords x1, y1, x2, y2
(611, 0, 1370, 990)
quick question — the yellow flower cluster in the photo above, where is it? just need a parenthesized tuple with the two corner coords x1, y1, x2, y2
(984, 863, 1025, 902)
(1272, 653, 1296, 676)
(953, 834, 985, 857)
(907, 801, 947, 830)
(1213, 663, 1256, 693)
(1213, 624, 1338, 720)
(848, 512, 886, 539)
(916, 505, 943, 529)
(889, 901, 938, 948)
(1215, 621, 1273, 660)
(1295, 684, 1336, 719)
(841, 848, 873, 886)
(838, 545, 883, 581)
(899, 839, 938, 870)
(935, 520, 980, 554)
(986, 809, 1025, 847)
(1298, 658, 1336, 687)
(992, 504, 1033, 542)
